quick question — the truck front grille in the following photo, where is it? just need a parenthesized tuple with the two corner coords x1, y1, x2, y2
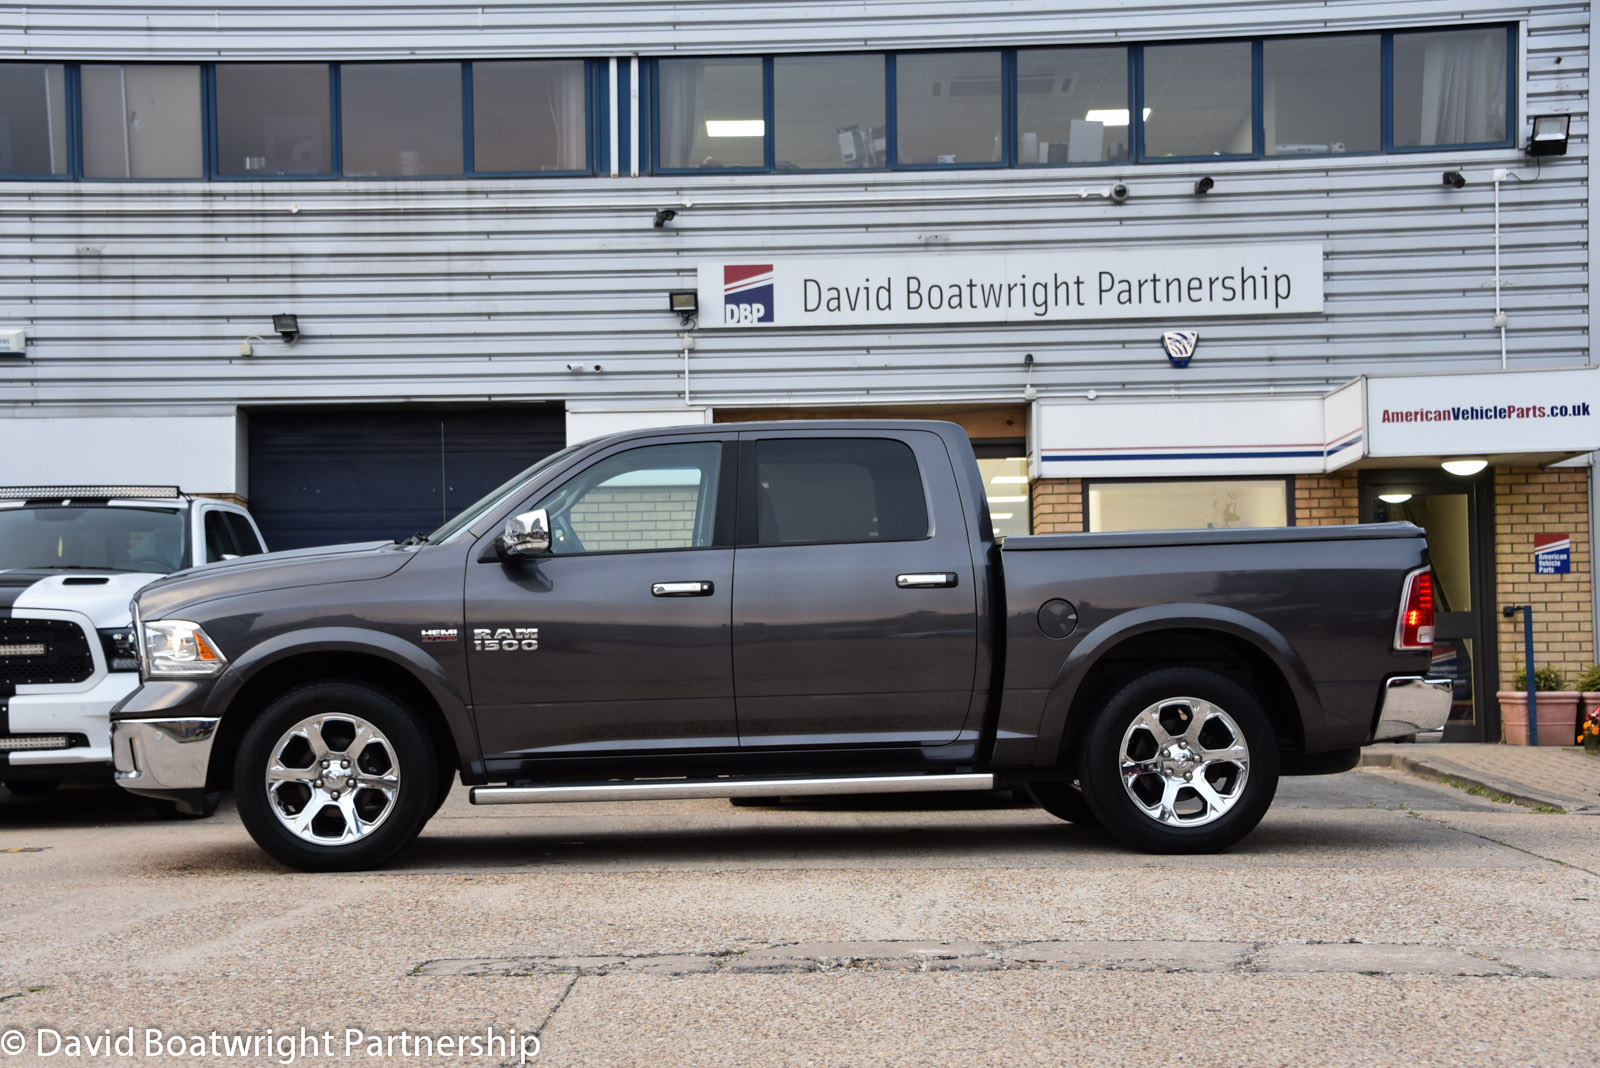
(0, 619, 94, 685)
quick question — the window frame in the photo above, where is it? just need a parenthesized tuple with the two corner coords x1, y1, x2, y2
(1383, 24, 1517, 154)
(206, 61, 338, 182)
(1133, 38, 1263, 164)
(0, 62, 79, 181)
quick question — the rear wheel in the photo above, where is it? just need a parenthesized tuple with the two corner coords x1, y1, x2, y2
(1078, 668, 1278, 854)
(234, 682, 438, 872)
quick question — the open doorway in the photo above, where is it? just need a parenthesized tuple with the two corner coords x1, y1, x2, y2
(1360, 470, 1497, 742)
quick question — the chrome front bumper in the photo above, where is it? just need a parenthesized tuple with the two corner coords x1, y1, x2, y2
(1371, 676, 1455, 741)
(111, 717, 220, 791)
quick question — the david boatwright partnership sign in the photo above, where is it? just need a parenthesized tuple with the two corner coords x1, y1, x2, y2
(696, 246, 1324, 328)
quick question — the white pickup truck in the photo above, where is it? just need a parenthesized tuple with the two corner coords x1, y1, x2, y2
(0, 486, 266, 811)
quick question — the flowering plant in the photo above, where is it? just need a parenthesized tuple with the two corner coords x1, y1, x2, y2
(1582, 705, 1600, 753)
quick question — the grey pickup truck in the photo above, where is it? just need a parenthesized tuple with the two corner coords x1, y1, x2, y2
(110, 420, 1450, 871)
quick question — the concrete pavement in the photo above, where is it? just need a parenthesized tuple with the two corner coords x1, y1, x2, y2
(1364, 741, 1600, 814)
(1, 767, 1598, 1067)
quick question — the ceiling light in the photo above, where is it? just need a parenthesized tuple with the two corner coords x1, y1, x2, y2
(990, 513, 1015, 520)
(705, 120, 765, 138)
(1378, 493, 1413, 504)
(1084, 108, 1151, 126)
(987, 495, 1029, 504)
(990, 475, 1030, 484)
(1441, 459, 1488, 476)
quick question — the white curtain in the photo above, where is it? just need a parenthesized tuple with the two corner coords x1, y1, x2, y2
(543, 62, 586, 170)
(657, 60, 704, 168)
(1419, 33, 1506, 145)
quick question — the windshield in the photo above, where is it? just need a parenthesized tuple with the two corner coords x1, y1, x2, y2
(427, 444, 584, 544)
(0, 505, 189, 573)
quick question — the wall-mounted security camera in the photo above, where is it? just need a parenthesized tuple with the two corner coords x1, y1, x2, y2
(1109, 182, 1129, 204)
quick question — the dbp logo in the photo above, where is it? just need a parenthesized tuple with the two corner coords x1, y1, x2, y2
(724, 264, 774, 325)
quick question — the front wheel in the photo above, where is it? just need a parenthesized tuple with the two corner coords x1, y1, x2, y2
(1078, 668, 1279, 854)
(234, 682, 438, 872)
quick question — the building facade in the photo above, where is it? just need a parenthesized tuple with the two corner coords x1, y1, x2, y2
(1, 0, 1594, 741)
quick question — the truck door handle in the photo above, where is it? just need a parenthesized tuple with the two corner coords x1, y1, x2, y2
(652, 581, 715, 597)
(896, 572, 959, 589)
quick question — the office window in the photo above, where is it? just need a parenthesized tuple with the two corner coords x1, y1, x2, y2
(774, 54, 886, 170)
(1088, 480, 1288, 533)
(658, 57, 764, 169)
(341, 63, 463, 176)
(472, 60, 587, 172)
(1142, 42, 1254, 158)
(215, 64, 333, 176)
(81, 65, 203, 178)
(754, 438, 928, 545)
(1016, 48, 1130, 164)
(895, 51, 1004, 166)
(1264, 35, 1380, 156)
(977, 456, 1031, 537)
(0, 63, 69, 176)
(1392, 27, 1509, 147)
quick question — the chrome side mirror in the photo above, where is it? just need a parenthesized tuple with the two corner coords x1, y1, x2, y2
(497, 509, 551, 558)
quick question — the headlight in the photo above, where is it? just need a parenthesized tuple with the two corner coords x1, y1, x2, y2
(141, 619, 228, 678)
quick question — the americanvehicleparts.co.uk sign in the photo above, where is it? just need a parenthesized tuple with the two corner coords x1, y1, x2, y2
(696, 245, 1325, 328)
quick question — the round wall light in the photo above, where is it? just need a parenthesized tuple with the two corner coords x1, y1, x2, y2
(1378, 493, 1414, 504)
(1441, 459, 1488, 476)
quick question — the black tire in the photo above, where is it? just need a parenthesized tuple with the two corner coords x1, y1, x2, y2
(1077, 668, 1279, 854)
(1027, 780, 1100, 826)
(429, 763, 457, 819)
(234, 682, 438, 872)
(2, 778, 62, 796)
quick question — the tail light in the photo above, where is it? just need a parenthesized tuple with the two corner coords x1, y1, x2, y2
(1394, 567, 1436, 651)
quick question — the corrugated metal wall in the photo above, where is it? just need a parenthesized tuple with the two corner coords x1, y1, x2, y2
(0, 0, 1589, 416)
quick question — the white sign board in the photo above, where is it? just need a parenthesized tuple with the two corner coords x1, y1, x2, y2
(1365, 367, 1600, 457)
(1035, 390, 1361, 479)
(697, 245, 1324, 329)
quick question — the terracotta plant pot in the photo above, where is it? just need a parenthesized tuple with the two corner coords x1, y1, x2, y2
(1497, 690, 1581, 746)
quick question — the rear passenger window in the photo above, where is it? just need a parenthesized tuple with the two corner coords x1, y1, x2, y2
(754, 438, 928, 545)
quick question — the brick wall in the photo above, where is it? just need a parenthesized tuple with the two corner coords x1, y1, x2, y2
(1494, 466, 1593, 689)
(1032, 478, 1083, 533)
(570, 487, 701, 551)
(1293, 473, 1359, 527)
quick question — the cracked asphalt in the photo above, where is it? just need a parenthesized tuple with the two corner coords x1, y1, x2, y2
(1, 767, 1597, 1067)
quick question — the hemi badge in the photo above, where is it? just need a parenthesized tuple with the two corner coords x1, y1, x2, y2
(420, 628, 459, 643)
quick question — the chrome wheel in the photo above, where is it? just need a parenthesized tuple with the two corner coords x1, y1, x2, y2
(265, 713, 401, 844)
(1118, 696, 1250, 828)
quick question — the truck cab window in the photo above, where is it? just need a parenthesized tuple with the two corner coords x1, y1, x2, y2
(534, 442, 722, 554)
(754, 438, 928, 545)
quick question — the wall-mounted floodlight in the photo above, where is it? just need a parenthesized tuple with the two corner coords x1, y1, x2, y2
(272, 314, 300, 344)
(1193, 176, 1214, 195)
(1528, 114, 1570, 157)
(653, 209, 678, 228)
(1441, 171, 1466, 189)
(668, 291, 698, 324)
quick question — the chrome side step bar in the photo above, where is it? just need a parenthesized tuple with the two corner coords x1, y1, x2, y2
(469, 772, 996, 806)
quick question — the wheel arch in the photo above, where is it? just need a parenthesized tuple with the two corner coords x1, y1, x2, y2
(202, 629, 476, 791)
(1036, 604, 1324, 769)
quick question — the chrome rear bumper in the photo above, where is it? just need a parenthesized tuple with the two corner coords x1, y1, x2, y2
(1371, 676, 1455, 741)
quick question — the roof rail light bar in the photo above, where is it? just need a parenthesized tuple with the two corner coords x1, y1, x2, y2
(0, 486, 181, 501)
